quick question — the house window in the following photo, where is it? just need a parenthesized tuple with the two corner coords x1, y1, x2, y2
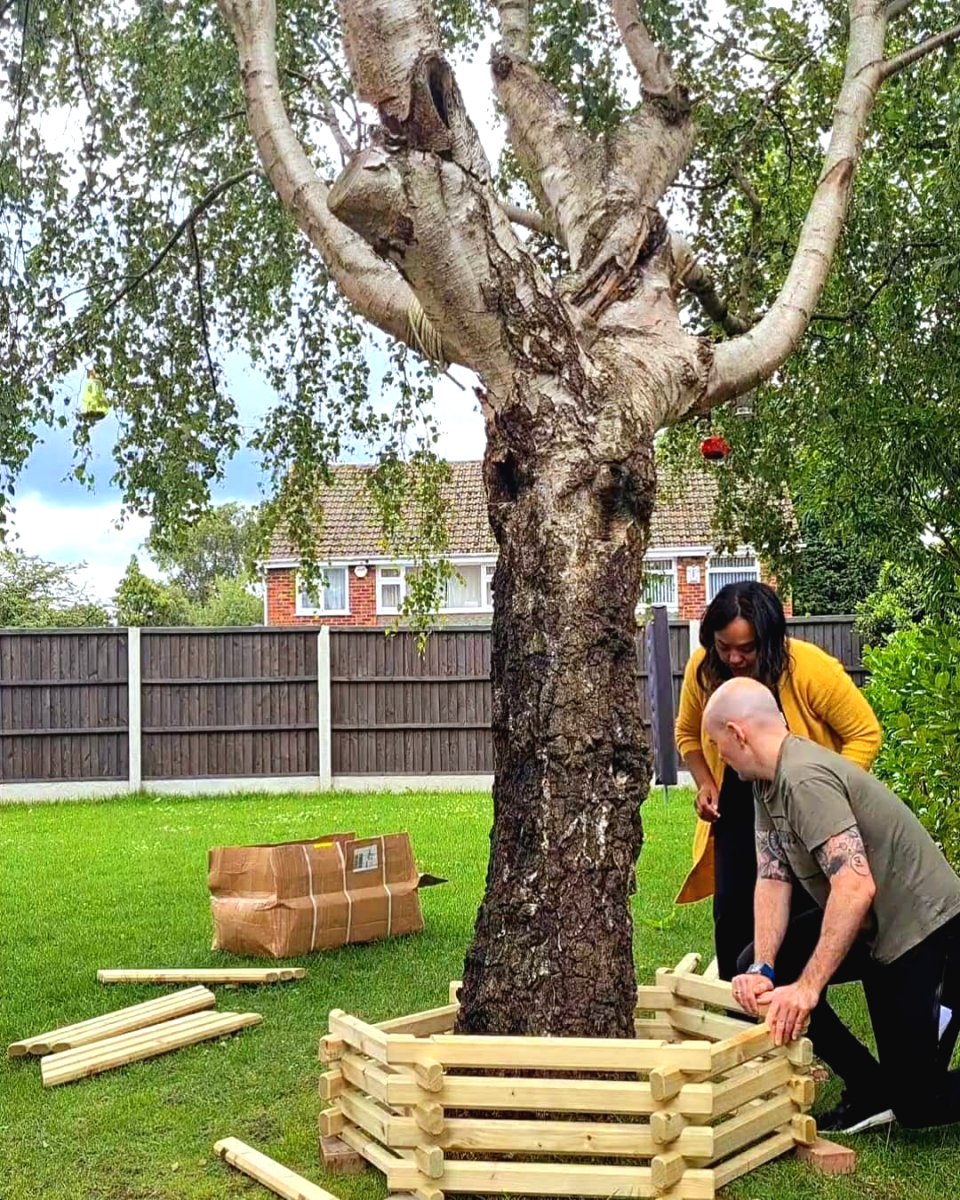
(377, 566, 404, 613)
(296, 567, 349, 615)
(444, 564, 492, 611)
(643, 558, 677, 609)
(707, 553, 760, 601)
(377, 561, 497, 614)
(483, 562, 495, 609)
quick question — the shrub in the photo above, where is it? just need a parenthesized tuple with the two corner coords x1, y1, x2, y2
(865, 622, 960, 867)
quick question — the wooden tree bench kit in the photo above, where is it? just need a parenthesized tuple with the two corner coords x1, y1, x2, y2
(317, 955, 817, 1200)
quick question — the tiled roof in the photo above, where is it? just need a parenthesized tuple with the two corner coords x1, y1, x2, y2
(268, 461, 732, 561)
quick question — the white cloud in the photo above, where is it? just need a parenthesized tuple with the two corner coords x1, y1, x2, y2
(5, 493, 155, 604)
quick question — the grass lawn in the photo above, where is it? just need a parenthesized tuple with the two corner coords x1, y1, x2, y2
(2, 787, 960, 1200)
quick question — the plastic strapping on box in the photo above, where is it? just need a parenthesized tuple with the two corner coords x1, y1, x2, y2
(301, 844, 320, 952)
(336, 839, 354, 944)
(380, 835, 393, 937)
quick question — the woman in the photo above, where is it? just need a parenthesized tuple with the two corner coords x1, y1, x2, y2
(675, 581, 882, 980)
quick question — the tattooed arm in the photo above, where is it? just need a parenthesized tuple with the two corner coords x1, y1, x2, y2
(763, 824, 877, 1045)
(754, 828, 794, 966)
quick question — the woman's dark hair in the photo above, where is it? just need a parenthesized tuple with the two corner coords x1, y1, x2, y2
(696, 580, 788, 694)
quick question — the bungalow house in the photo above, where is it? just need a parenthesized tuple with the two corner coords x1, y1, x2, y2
(263, 461, 789, 626)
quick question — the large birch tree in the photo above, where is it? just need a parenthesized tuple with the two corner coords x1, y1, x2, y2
(1, 0, 957, 1037)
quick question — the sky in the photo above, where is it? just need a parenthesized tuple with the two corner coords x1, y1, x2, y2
(7, 39, 502, 604)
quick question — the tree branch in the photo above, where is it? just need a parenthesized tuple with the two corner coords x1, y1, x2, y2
(187, 219, 220, 398)
(103, 168, 259, 318)
(884, 0, 915, 19)
(881, 22, 960, 79)
(282, 67, 353, 163)
(610, 0, 686, 114)
(731, 164, 762, 323)
(670, 235, 751, 335)
(494, 0, 529, 60)
(217, 0, 445, 360)
(706, 0, 889, 406)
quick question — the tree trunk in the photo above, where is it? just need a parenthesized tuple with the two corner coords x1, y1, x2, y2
(457, 405, 655, 1038)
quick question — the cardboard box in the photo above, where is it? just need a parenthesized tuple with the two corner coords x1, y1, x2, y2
(208, 832, 444, 958)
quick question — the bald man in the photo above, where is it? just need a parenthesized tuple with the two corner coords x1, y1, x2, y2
(704, 677, 960, 1134)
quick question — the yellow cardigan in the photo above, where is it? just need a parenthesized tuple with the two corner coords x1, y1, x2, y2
(674, 638, 882, 905)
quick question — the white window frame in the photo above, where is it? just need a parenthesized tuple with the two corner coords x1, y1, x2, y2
(376, 565, 406, 615)
(706, 550, 761, 602)
(641, 556, 678, 612)
(376, 559, 497, 615)
(295, 565, 351, 616)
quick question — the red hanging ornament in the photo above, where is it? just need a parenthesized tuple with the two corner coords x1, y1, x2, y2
(699, 434, 731, 462)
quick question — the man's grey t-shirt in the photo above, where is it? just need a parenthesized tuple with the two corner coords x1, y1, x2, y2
(755, 735, 960, 964)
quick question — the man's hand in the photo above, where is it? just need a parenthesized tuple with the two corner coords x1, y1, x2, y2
(731, 971, 773, 1017)
(694, 778, 720, 822)
(758, 981, 819, 1045)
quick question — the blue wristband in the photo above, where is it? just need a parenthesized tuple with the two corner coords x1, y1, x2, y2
(746, 962, 775, 984)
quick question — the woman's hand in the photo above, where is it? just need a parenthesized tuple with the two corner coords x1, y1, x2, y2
(694, 778, 721, 822)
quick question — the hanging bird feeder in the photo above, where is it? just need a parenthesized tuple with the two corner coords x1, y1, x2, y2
(699, 434, 731, 462)
(79, 368, 110, 424)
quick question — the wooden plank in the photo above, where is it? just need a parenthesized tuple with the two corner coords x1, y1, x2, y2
(215, 1137, 339, 1200)
(340, 1052, 395, 1104)
(424, 1159, 717, 1200)
(634, 986, 676, 1010)
(667, 972, 743, 1013)
(428, 1118, 713, 1160)
(385, 1033, 712, 1073)
(41, 1010, 261, 1086)
(378, 1005, 459, 1036)
(711, 1094, 795, 1161)
(711, 1057, 792, 1118)
(650, 1150, 686, 1192)
(670, 1006, 756, 1043)
(673, 953, 702, 975)
(712, 1128, 795, 1189)
(319, 1108, 346, 1138)
(330, 1011, 390, 1062)
(319, 1068, 344, 1100)
(384, 1071, 716, 1117)
(633, 1019, 679, 1040)
(339, 1086, 395, 1143)
(702, 959, 720, 981)
(710, 1024, 776, 1073)
(97, 968, 304, 984)
(8, 986, 215, 1057)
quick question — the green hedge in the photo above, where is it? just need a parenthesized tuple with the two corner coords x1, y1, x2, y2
(865, 622, 960, 867)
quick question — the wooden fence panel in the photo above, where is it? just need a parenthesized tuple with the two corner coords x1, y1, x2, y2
(330, 629, 493, 775)
(0, 630, 128, 782)
(0, 618, 864, 785)
(140, 629, 318, 780)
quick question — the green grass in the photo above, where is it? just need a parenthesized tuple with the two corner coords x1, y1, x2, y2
(2, 788, 960, 1199)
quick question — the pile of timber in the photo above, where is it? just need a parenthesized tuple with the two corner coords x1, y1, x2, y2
(5, 968, 296, 1086)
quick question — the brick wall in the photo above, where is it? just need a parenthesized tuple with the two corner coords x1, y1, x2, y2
(677, 556, 707, 620)
(265, 566, 378, 627)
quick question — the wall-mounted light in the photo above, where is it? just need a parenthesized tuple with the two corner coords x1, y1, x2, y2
(354, 564, 368, 578)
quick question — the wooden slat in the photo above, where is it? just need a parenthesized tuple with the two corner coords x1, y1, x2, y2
(418, 1159, 717, 1200)
(670, 1006, 756, 1043)
(384, 1070, 717, 1117)
(8, 986, 215, 1057)
(41, 1010, 261, 1086)
(378, 1005, 459, 1036)
(330, 1011, 390, 1062)
(710, 1025, 776, 1074)
(710, 1095, 795, 1161)
(634, 986, 676, 1010)
(712, 1128, 795, 1189)
(663, 971, 743, 1013)
(97, 968, 304, 984)
(385, 1033, 713, 1073)
(215, 1138, 338, 1200)
(710, 1057, 792, 1118)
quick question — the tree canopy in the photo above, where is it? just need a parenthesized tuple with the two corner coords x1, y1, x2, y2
(2, 1, 956, 572)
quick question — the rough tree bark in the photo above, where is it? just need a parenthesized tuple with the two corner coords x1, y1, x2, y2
(217, 0, 960, 1039)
